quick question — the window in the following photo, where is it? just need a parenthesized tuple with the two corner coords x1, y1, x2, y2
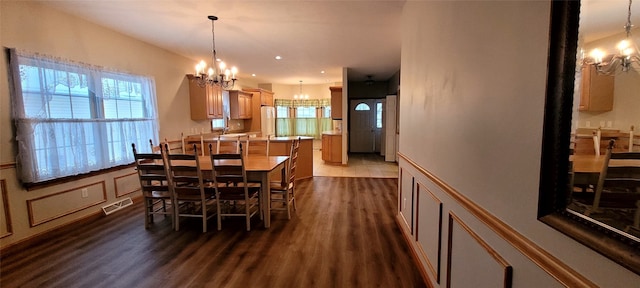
(354, 103, 370, 111)
(276, 106, 289, 118)
(376, 102, 383, 128)
(296, 106, 316, 118)
(273, 98, 331, 139)
(8, 49, 159, 183)
(211, 118, 225, 129)
(323, 106, 331, 118)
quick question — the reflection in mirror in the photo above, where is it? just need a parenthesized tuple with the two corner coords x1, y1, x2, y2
(567, 0, 640, 241)
(538, 0, 640, 275)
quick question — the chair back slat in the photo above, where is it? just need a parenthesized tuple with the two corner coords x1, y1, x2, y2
(132, 144, 168, 190)
(247, 137, 270, 156)
(165, 144, 207, 196)
(216, 136, 241, 154)
(211, 145, 248, 193)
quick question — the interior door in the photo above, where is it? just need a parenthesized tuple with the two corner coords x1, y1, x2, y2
(350, 99, 376, 152)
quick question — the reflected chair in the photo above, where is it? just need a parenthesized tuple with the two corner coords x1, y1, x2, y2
(270, 137, 300, 219)
(210, 144, 261, 231)
(588, 139, 640, 231)
(165, 144, 216, 232)
(132, 143, 174, 229)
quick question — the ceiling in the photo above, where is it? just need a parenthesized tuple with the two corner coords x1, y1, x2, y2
(33, 0, 637, 85)
(581, 0, 640, 43)
(36, 0, 404, 85)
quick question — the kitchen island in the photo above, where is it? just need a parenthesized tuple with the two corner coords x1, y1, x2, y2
(321, 130, 342, 165)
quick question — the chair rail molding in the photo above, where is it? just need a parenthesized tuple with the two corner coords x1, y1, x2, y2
(398, 152, 596, 287)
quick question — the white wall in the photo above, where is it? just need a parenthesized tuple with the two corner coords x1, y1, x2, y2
(400, 1, 639, 287)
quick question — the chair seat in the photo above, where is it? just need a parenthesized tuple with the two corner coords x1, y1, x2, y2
(270, 181, 293, 191)
(145, 190, 173, 199)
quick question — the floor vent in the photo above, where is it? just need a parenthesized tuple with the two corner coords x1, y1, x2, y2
(102, 197, 133, 215)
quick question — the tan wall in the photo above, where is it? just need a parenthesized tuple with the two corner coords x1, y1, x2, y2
(270, 82, 341, 100)
(400, 1, 640, 287)
(0, 2, 258, 247)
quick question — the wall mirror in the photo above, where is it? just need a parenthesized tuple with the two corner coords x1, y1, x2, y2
(538, 0, 640, 274)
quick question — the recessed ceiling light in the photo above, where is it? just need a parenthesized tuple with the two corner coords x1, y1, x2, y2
(251, 74, 256, 77)
(275, 56, 282, 60)
(320, 71, 325, 74)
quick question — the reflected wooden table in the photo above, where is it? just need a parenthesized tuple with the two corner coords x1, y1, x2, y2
(570, 154, 640, 173)
(570, 155, 605, 173)
(570, 155, 640, 191)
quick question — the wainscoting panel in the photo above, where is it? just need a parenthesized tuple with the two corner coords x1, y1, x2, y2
(27, 181, 107, 227)
(399, 168, 414, 234)
(114, 171, 140, 198)
(415, 181, 443, 283)
(0, 179, 13, 239)
(447, 212, 512, 288)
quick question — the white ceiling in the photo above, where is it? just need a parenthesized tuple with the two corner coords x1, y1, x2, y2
(33, 0, 638, 85)
(36, 0, 404, 85)
(581, 0, 640, 43)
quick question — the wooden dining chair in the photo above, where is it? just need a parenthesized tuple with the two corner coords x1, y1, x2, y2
(587, 139, 640, 232)
(209, 143, 261, 231)
(246, 136, 270, 156)
(165, 144, 216, 232)
(269, 137, 300, 219)
(132, 143, 174, 229)
(149, 139, 162, 154)
(184, 133, 206, 156)
(165, 133, 186, 154)
(217, 135, 240, 154)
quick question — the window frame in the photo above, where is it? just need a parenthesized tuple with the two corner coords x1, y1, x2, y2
(8, 49, 159, 184)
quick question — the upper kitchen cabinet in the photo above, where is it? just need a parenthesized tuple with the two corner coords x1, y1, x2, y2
(330, 86, 342, 119)
(229, 90, 253, 119)
(187, 75, 223, 120)
(579, 64, 614, 112)
(243, 88, 274, 106)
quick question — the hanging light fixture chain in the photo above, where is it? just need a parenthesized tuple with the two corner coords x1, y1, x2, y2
(626, 0, 634, 36)
(211, 16, 217, 76)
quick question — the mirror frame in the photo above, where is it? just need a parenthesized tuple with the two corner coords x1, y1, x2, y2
(538, 0, 640, 275)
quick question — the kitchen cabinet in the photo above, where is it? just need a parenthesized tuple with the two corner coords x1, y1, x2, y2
(579, 64, 614, 112)
(187, 75, 224, 120)
(243, 88, 275, 132)
(322, 132, 342, 164)
(330, 86, 342, 119)
(243, 88, 274, 106)
(229, 90, 253, 119)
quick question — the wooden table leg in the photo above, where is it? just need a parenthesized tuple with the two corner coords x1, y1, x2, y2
(261, 171, 271, 228)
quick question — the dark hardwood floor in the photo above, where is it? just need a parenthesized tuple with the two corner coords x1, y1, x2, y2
(1, 177, 426, 288)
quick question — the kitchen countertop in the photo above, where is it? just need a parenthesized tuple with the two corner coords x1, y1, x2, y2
(322, 130, 342, 136)
(190, 134, 314, 142)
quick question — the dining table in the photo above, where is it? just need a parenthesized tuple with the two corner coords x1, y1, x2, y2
(188, 155, 289, 228)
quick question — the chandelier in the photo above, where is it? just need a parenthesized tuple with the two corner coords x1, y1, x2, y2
(293, 80, 309, 99)
(192, 16, 238, 89)
(583, 0, 640, 75)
